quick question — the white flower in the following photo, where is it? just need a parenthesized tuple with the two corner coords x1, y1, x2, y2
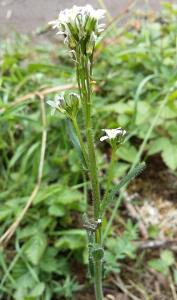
(83, 4, 105, 20)
(100, 128, 126, 142)
(48, 19, 60, 30)
(56, 5, 105, 28)
(47, 93, 64, 115)
(49, 5, 105, 53)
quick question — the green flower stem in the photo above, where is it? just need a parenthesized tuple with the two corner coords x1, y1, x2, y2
(84, 56, 101, 220)
(72, 117, 88, 166)
(76, 50, 101, 221)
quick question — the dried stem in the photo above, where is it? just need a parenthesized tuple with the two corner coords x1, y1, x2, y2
(0, 94, 47, 246)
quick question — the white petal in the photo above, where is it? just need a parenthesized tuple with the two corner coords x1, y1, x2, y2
(100, 136, 108, 142)
(47, 100, 57, 108)
(104, 129, 115, 137)
(56, 31, 65, 35)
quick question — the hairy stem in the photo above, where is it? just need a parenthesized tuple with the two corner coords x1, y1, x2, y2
(77, 49, 101, 220)
(76, 47, 103, 300)
(94, 260, 104, 300)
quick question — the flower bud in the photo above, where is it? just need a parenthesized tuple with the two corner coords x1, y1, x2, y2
(66, 92, 80, 118)
(47, 92, 80, 119)
(87, 32, 97, 55)
(85, 17, 97, 35)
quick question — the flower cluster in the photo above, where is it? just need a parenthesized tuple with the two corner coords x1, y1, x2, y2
(47, 92, 80, 119)
(100, 128, 127, 149)
(49, 5, 105, 55)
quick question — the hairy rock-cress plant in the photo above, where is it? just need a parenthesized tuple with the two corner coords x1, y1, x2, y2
(48, 5, 145, 300)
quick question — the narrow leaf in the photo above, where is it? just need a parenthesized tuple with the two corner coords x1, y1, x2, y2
(66, 119, 86, 168)
(100, 162, 146, 214)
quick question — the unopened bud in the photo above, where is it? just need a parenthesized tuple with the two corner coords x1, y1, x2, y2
(67, 92, 80, 118)
(47, 92, 80, 119)
(87, 32, 97, 55)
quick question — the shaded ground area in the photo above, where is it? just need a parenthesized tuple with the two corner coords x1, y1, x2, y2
(0, 0, 174, 34)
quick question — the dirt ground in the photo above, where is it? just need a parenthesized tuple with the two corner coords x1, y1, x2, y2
(0, 0, 174, 35)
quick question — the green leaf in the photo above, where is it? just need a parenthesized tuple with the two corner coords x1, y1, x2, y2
(24, 232, 47, 265)
(55, 230, 86, 250)
(30, 282, 45, 297)
(161, 250, 175, 267)
(66, 119, 85, 166)
(101, 162, 146, 214)
(34, 184, 62, 205)
(148, 225, 160, 239)
(18, 217, 52, 239)
(162, 142, 177, 170)
(48, 204, 66, 217)
(40, 249, 69, 275)
(55, 189, 82, 205)
(166, 122, 177, 139)
(34, 185, 83, 208)
(136, 101, 151, 125)
(148, 258, 169, 276)
(104, 251, 120, 274)
(9, 142, 29, 168)
(55, 236, 84, 250)
(112, 162, 130, 178)
(0, 206, 12, 221)
(21, 142, 40, 171)
(148, 137, 170, 155)
(12, 260, 30, 281)
(117, 143, 138, 163)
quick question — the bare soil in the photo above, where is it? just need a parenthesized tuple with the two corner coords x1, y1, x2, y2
(74, 155, 177, 300)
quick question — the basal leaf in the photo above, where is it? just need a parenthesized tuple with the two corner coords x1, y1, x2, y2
(24, 232, 47, 265)
(48, 204, 66, 217)
(117, 143, 138, 163)
(55, 230, 86, 250)
(162, 142, 177, 170)
(148, 137, 170, 155)
(161, 250, 175, 267)
(30, 282, 45, 297)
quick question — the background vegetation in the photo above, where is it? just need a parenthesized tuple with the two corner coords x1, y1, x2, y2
(0, 3, 177, 299)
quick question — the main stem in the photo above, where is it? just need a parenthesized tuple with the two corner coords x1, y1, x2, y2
(76, 48, 103, 300)
(94, 260, 104, 300)
(77, 50, 100, 220)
